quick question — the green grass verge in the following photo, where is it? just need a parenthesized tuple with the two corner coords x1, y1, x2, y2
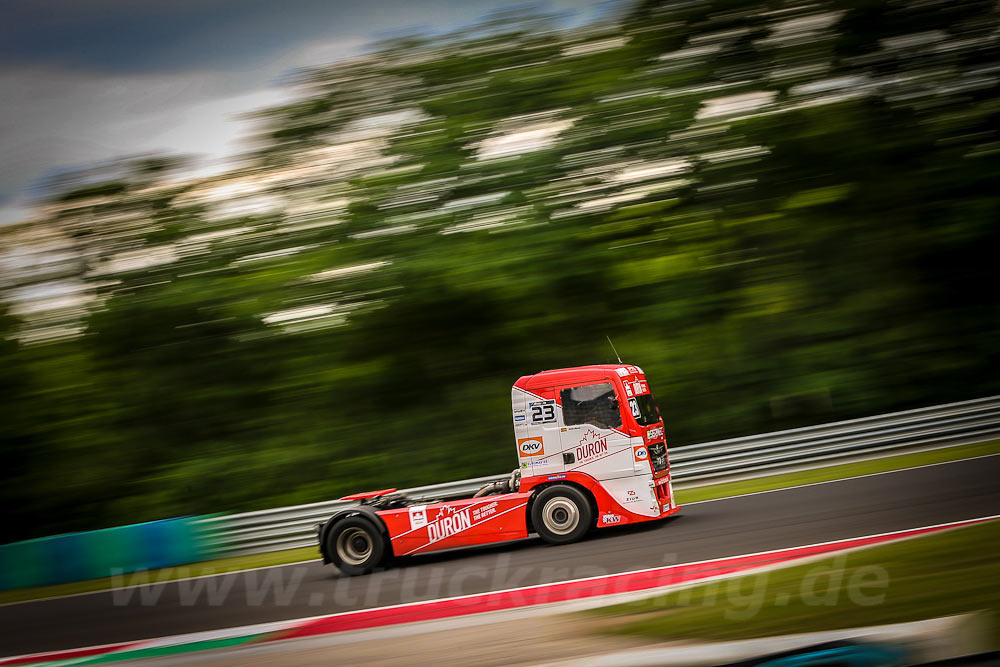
(2, 440, 996, 605)
(678, 439, 1000, 505)
(0, 546, 319, 605)
(588, 518, 1000, 644)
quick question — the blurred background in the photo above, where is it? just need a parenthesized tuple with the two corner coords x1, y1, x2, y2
(1, 0, 998, 543)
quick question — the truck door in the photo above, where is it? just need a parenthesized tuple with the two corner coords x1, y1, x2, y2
(557, 381, 633, 480)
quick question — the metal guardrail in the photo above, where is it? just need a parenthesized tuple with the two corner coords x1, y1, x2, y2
(196, 395, 1000, 556)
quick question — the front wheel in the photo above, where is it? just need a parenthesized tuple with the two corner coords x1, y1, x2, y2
(327, 516, 387, 575)
(531, 485, 593, 545)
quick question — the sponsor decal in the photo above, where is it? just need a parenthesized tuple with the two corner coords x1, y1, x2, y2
(655, 475, 670, 487)
(517, 437, 545, 457)
(472, 501, 499, 522)
(646, 425, 664, 441)
(623, 382, 633, 397)
(531, 458, 552, 468)
(529, 400, 557, 424)
(514, 413, 526, 423)
(575, 429, 609, 462)
(547, 474, 567, 480)
(615, 367, 630, 377)
(521, 462, 529, 469)
(427, 506, 472, 542)
(628, 380, 648, 395)
(601, 513, 623, 525)
(633, 446, 649, 462)
(626, 365, 641, 375)
(624, 489, 641, 503)
(408, 505, 428, 530)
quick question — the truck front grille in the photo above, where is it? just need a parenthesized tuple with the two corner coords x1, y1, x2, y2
(648, 441, 668, 472)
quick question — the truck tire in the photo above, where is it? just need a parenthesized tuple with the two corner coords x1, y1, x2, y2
(327, 516, 387, 575)
(532, 485, 593, 545)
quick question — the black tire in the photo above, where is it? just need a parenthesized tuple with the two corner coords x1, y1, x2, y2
(531, 485, 593, 545)
(326, 516, 387, 575)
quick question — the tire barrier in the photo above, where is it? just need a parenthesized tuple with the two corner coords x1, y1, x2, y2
(0, 516, 217, 591)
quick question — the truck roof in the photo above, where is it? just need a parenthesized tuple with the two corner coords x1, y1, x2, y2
(515, 364, 641, 391)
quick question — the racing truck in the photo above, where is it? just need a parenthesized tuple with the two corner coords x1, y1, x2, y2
(317, 364, 679, 575)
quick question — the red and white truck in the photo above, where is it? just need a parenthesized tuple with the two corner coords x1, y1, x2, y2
(318, 364, 679, 574)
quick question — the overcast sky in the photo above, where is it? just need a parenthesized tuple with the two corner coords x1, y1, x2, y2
(0, 0, 605, 226)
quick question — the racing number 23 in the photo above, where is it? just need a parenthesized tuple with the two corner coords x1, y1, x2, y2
(530, 401, 556, 424)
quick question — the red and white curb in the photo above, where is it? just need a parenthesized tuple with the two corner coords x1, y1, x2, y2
(3, 515, 997, 666)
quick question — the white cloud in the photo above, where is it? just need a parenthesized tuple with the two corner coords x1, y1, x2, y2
(0, 199, 33, 226)
(0, 34, 368, 225)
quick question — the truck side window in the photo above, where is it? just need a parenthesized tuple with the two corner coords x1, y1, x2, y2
(560, 382, 622, 430)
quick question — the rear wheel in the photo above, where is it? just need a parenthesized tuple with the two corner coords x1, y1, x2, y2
(327, 516, 387, 575)
(532, 485, 593, 544)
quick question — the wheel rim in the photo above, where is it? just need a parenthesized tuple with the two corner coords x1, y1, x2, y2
(542, 497, 580, 536)
(336, 527, 373, 565)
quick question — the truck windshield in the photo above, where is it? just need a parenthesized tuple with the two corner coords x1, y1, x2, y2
(629, 392, 661, 426)
(561, 382, 622, 429)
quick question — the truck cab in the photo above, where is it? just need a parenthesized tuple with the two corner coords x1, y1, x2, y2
(512, 364, 675, 526)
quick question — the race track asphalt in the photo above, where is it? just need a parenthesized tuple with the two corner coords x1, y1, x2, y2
(3, 454, 999, 657)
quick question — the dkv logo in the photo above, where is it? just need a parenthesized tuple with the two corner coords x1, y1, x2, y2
(633, 446, 649, 462)
(517, 437, 545, 457)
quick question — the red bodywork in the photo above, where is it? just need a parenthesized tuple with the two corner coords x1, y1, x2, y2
(340, 488, 397, 501)
(344, 364, 679, 557)
(378, 493, 534, 556)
